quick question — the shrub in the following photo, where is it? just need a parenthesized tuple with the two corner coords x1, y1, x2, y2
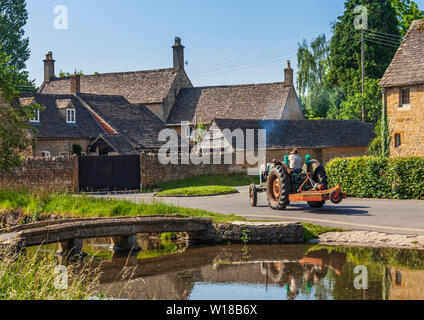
(326, 157, 424, 200)
(72, 144, 82, 156)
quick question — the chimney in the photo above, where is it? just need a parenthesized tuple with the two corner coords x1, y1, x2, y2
(284, 60, 294, 85)
(70, 73, 80, 95)
(172, 37, 185, 71)
(43, 51, 55, 81)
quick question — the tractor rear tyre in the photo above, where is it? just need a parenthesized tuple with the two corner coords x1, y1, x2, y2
(266, 165, 290, 210)
(308, 165, 328, 209)
(249, 184, 258, 207)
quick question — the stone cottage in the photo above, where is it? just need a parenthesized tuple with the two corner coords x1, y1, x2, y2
(380, 19, 424, 157)
(194, 118, 375, 165)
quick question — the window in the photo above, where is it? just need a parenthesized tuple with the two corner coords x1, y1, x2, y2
(401, 88, 410, 106)
(66, 109, 76, 124)
(41, 151, 51, 158)
(395, 134, 402, 148)
(29, 110, 40, 123)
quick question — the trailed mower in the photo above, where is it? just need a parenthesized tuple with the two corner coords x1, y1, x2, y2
(249, 155, 346, 210)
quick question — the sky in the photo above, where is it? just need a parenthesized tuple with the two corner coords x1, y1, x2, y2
(24, 0, 424, 87)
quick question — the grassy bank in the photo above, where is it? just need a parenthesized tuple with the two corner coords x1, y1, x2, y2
(0, 247, 100, 300)
(0, 189, 243, 224)
(156, 186, 238, 197)
(302, 223, 344, 241)
(157, 174, 259, 190)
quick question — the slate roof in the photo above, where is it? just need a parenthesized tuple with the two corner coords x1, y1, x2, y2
(380, 19, 424, 88)
(78, 94, 166, 149)
(39, 68, 178, 104)
(212, 119, 375, 149)
(20, 93, 103, 139)
(91, 134, 139, 155)
(166, 82, 293, 124)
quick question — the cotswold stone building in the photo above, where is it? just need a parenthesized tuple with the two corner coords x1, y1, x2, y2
(380, 19, 424, 157)
(26, 37, 374, 160)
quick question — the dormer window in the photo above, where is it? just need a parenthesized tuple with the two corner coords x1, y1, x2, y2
(66, 109, 76, 124)
(30, 110, 40, 123)
(401, 88, 410, 106)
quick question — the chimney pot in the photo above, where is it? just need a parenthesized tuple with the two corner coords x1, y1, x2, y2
(172, 36, 185, 71)
(284, 60, 293, 85)
(70, 74, 81, 95)
(43, 51, 56, 81)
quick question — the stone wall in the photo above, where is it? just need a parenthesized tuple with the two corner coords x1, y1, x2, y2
(34, 138, 92, 157)
(140, 152, 235, 188)
(0, 156, 76, 191)
(386, 84, 424, 157)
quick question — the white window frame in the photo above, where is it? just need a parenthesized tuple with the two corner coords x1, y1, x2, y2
(41, 151, 51, 158)
(29, 110, 40, 123)
(66, 109, 76, 124)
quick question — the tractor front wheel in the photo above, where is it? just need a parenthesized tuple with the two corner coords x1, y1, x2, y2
(266, 165, 289, 210)
(249, 184, 258, 207)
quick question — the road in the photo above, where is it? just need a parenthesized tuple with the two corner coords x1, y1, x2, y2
(103, 186, 424, 235)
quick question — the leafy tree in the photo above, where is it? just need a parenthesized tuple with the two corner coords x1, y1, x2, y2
(0, 46, 41, 170)
(0, 0, 30, 70)
(391, 0, 424, 36)
(338, 77, 382, 123)
(327, 0, 400, 88)
(59, 70, 85, 77)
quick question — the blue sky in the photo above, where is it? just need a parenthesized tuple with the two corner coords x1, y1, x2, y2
(25, 0, 424, 87)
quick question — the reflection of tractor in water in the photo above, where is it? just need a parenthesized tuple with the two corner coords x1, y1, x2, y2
(249, 153, 346, 210)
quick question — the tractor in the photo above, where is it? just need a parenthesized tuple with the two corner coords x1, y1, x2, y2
(249, 155, 345, 210)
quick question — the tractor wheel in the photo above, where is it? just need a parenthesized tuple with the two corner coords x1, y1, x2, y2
(308, 165, 328, 209)
(266, 165, 290, 210)
(249, 184, 258, 207)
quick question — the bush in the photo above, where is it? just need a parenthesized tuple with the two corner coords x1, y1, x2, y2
(326, 157, 424, 200)
(72, 144, 82, 156)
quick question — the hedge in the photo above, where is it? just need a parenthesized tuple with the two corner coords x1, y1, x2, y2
(326, 157, 424, 200)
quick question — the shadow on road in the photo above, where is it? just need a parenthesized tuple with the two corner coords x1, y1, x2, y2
(285, 204, 371, 216)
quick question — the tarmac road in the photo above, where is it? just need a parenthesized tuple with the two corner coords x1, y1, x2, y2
(104, 186, 424, 235)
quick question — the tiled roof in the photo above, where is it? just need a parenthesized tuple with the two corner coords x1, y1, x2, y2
(20, 93, 103, 139)
(40, 68, 178, 104)
(166, 82, 295, 124)
(92, 134, 140, 155)
(78, 94, 166, 149)
(380, 19, 424, 88)
(213, 119, 375, 149)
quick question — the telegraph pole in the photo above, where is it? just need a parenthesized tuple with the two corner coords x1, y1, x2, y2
(361, 29, 366, 123)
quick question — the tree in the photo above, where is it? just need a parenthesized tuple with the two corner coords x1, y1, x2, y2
(0, 46, 41, 170)
(337, 77, 382, 123)
(327, 0, 400, 88)
(0, 0, 30, 71)
(391, 0, 424, 36)
(59, 70, 85, 77)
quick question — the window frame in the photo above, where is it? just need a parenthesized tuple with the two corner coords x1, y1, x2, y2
(41, 151, 51, 158)
(66, 108, 76, 124)
(394, 133, 402, 148)
(401, 88, 411, 106)
(29, 110, 40, 123)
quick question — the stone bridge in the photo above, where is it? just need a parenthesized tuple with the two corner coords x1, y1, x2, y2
(0, 215, 211, 257)
(0, 215, 303, 258)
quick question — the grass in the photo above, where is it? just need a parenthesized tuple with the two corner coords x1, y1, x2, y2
(302, 223, 345, 241)
(157, 174, 259, 190)
(156, 186, 238, 197)
(0, 189, 244, 224)
(0, 247, 101, 300)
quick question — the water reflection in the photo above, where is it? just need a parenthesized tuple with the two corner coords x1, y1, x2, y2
(48, 237, 424, 300)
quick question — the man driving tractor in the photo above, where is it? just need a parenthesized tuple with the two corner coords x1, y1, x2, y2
(288, 148, 302, 172)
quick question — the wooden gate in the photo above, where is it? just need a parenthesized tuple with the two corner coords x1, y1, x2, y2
(78, 155, 140, 192)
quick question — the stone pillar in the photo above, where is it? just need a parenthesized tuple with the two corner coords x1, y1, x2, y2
(57, 238, 86, 259)
(110, 235, 141, 252)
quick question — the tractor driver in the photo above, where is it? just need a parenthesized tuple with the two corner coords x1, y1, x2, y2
(288, 148, 303, 172)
